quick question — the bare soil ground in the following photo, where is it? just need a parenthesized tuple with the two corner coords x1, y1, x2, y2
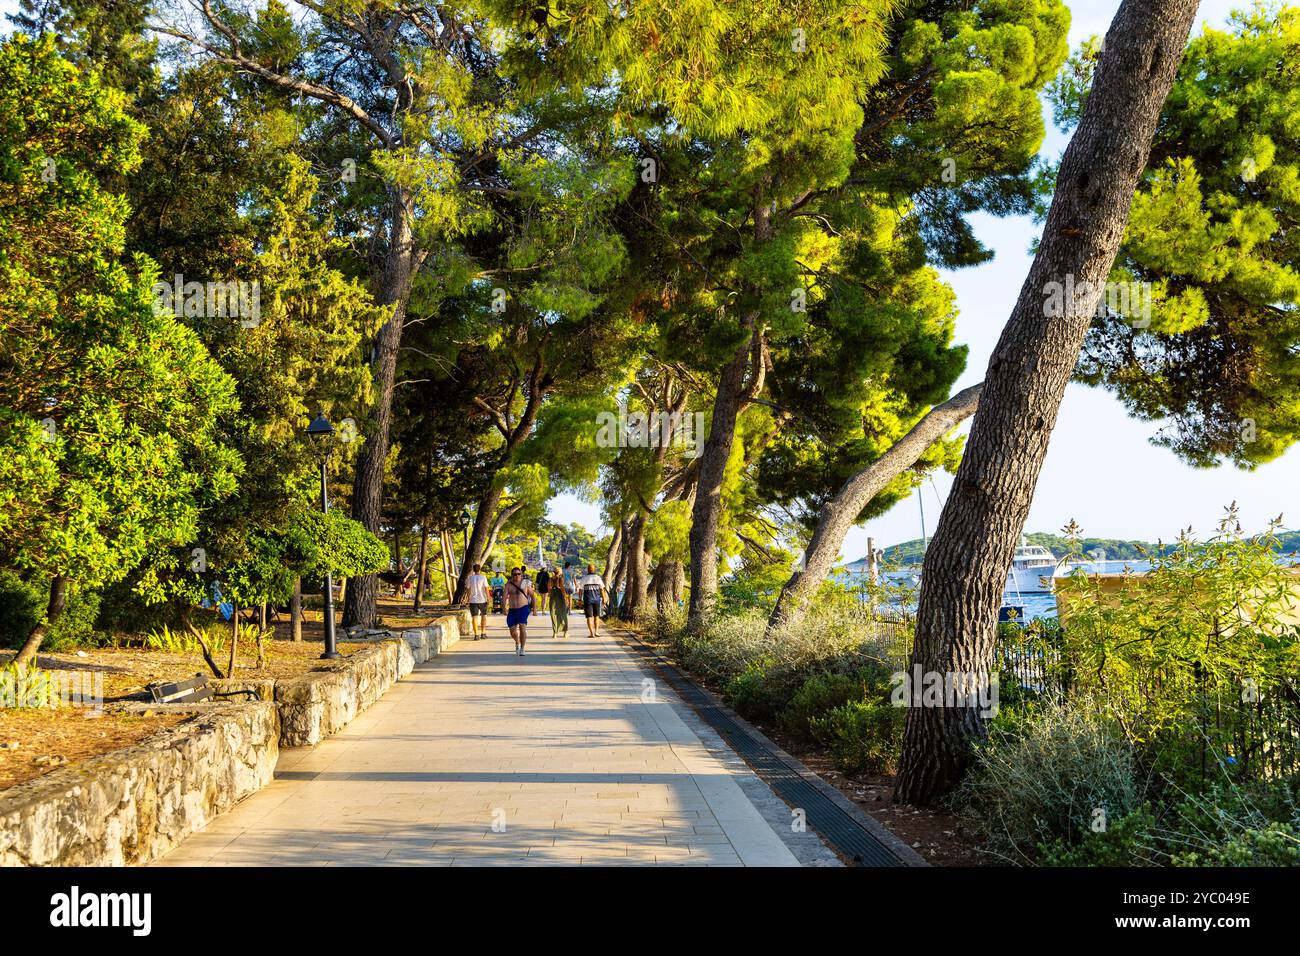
(0, 709, 190, 791)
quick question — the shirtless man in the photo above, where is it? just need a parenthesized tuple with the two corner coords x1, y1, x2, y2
(503, 567, 534, 656)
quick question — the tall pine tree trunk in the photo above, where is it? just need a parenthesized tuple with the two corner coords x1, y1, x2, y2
(602, 520, 624, 587)
(655, 560, 683, 611)
(439, 528, 455, 603)
(456, 485, 504, 601)
(768, 384, 983, 633)
(689, 197, 772, 623)
(622, 514, 651, 618)
(687, 334, 754, 622)
(345, 191, 422, 628)
(894, 0, 1201, 806)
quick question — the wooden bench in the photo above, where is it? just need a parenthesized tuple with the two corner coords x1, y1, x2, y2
(147, 673, 260, 705)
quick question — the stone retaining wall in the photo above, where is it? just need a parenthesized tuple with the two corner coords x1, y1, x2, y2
(0, 700, 278, 867)
(389, 609, 471, 663)
(215, 640, 407, 747)
(0, 611, 470, 866)
(215, 610, 470, 747)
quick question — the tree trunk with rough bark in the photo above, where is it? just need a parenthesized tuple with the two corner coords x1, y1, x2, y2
(456, 485, 504, 601)
(622, 514, 651, 618)
(414, 523, 430, 611)
(344, 192, 422, 629)
(768, 384, 983, 633)
(688, 196, 772, 623)
(687, 336, 753, 622)
(13, 575, 66, 670)
(291, 576, 302, 642)
(609, 524, 630, 618)
(655, 560, 684, 611)
(603, 521, 624, 587)
(439, 528, 455, 603)
(893, 0, 1201, 807)
(483, 500, 524, 568)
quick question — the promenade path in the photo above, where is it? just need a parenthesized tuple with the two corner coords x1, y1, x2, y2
(157, 615, 827, 866)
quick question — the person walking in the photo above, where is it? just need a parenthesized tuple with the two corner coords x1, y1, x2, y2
(464, 563, 489, 640)
(504, 567, 534, 656)
(578, 563, 607, 639)
(534, 565, 549, 614)
(547, 563, 570, 639)
(562, 562, 576, 606)
(489, 567, 506, 613)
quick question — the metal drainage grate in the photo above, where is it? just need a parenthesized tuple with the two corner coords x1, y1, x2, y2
(625, 639, 912, 867)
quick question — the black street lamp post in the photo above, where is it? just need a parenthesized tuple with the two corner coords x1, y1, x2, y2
(307, 413, 341, 660)
(461, 507, 472, 565)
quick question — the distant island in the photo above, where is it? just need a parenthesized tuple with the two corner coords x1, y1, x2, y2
(859, 529, 1300, 567)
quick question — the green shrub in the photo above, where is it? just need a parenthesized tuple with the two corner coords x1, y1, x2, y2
(1172, 822, 1300, 866)
(1053, 514, 1300, 786)
(955, 702, 1146, 864)
(1162, 778, 1300, 865)
(779, 670, 874, 742)
(0, 570, 102, 652)
(808, 698, 905, 774)
(1040, 806, 1162, 866)
(724, 659, 783, 723)
(668, 602, 906, 699)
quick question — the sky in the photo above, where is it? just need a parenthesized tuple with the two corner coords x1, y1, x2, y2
(5, 0, 1293, 556)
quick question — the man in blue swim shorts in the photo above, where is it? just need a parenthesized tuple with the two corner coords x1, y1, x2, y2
(503, 567, 534, 656)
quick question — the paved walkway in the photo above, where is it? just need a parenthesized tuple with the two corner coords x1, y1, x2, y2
(157, 615, 811, 866)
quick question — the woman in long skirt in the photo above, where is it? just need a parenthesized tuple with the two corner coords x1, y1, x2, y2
(548, 563, 570, 638)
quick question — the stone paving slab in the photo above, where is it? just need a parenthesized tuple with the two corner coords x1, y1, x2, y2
(156, 616, 812, 867)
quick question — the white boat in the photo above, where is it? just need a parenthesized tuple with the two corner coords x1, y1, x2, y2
(1005, 544, 1058, 594)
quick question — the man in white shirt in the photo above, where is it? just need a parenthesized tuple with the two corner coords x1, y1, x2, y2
(464, 563, 490, 640)
(578, 563, 608, 639)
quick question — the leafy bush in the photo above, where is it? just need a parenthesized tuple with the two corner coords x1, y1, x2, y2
(724, 660, 782, 724)
(1163, 778, 1300, 866)
(809, 698, 905, 774)
(1173, 823, 1300, 866)
(662, 602, 908, 773)
(1041, 779, 1300, 866)
(1039, 806, 1162, 866)
(955, 702, 1147, 864)
(286, 508, 389, 587)
(91, 576, 187, 636)
(779, 669, 878, 742)
(668, 603, 906, 697)
(0, 569, 102, 652)
(1052, 513, 1300, 785)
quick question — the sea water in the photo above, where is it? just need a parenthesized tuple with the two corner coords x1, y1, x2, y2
(841, 559, 1156, 624)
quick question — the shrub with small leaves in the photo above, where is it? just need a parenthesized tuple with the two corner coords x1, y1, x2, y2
(809, 698, 905, 775)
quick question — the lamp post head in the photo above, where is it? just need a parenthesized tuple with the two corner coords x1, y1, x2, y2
(306, 413, 334, 438)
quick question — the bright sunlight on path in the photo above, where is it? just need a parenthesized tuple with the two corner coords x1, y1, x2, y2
(157, 615, 805, 867)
